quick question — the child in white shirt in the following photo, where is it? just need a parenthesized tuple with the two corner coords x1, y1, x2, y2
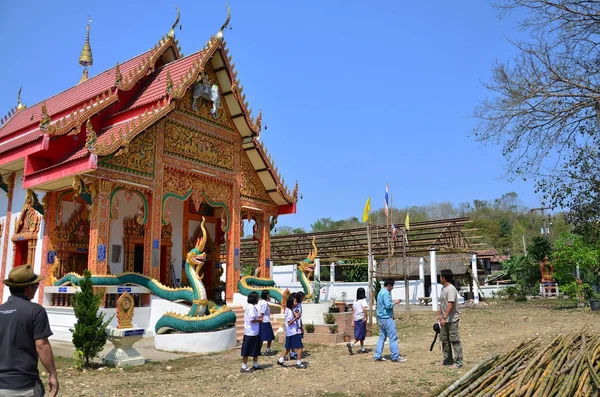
(258, 290, 274, 355)
(346, 287, 368, 355)
(240, 291, 262, 373)
(277, 294, 307, 369)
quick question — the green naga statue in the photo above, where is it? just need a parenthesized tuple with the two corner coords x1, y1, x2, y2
(54, 217, 236, 333)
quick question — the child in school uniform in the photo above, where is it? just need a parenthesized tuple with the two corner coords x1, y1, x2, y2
(277, 294, 307, 369)
(290, 291, 305, 360)
(240, 291, 262, 373)
(258, 290, 275, 355)
(346, 287, 368, 354)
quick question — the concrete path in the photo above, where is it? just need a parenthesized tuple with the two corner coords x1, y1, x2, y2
(50, 337, 192, 363)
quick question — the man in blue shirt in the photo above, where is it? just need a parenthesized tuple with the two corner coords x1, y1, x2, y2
(374, 279, 406, 362)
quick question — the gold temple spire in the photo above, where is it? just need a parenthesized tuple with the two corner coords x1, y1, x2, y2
(79, 16, 93, 83)
(167, 6, 180, 38)
(215, 4, 231, 42)
(16, 87, 26, 112)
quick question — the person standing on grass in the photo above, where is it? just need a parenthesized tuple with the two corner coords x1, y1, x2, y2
(0, 265, 59, 397)
(347, 287, 368, 355)
(258, 290, 275, 355)
(277, 295, 307, 369)
(439, 269, 463, 368)
(240, 291, 263, 373)
(290, 291, 305, 360)
(373, 278, 406, 363)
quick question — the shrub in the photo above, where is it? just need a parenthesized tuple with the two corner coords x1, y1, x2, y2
(70, 270, 114, 368)
(305, 323, 315, 334)
(324, 313, 336, 324)
(329, 325, 338, 334)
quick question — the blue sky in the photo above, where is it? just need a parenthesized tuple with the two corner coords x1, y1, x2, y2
(0, 1, 538, 230)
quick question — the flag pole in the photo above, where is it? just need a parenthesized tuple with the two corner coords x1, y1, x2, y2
(367, 221, 374, 333)
(390, 194, 394, 256)
(403, 224, 410, 316)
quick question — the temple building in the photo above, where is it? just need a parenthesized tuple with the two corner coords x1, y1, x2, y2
(0, 7, 297, 305)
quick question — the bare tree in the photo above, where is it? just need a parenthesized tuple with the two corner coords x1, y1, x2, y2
(475, 0, 600, 238)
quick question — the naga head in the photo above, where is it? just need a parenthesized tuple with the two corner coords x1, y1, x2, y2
(299, 236, 317, 279)
(186, 217, 208, 273)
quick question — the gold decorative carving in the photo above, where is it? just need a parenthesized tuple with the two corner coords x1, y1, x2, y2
(240, 152, 272, 202)
(53, 204, 90, 248)
(164, 121, 233, 170)
(0, 219, 3, 239)
(110, 195, 120, 220)
(93, 99, 174, 157)
(116, 292, 134, 329)
(99, 125, 156, 176)
(163, 170, 230, 204)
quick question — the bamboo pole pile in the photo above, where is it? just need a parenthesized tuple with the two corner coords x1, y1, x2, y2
(437, 331, 600, 397)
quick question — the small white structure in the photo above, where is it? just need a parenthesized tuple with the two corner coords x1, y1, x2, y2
(154, 327, 236, 353)
(103, 327, 146, 367)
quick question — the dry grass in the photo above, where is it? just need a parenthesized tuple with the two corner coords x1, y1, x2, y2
(42, 299, 600, 397)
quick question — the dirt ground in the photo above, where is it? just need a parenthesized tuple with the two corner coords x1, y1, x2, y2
(42, 300, 600, 397)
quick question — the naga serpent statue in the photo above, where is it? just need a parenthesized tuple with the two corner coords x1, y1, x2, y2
(54, 217, 236, 334)
(238, 236, 318, 302)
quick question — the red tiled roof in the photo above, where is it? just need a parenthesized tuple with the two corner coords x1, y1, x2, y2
(0, 130, 40, 154)
(0, 50, 152, 140)
(26, 148, 90, 177)
(125, 51, 200, 111)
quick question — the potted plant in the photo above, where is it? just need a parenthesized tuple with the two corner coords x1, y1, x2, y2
(305, 323, 315, 334)
(335, 293, 347, 313)
(324, 313, 336, 325)
(583, 285, 600, 311)
(329, 297, 340, 313)
(329, 324, 338, 334)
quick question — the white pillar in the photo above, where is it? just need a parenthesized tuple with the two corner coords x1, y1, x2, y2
(373, 259, 377, 273)
(417, 257, 425, 298)
(292, 264, 297, 282)
(330, 262, 335, 283)
(314, 257, 321, 281)
(471, 253, 480, 303)
(430, 250, 439, 312)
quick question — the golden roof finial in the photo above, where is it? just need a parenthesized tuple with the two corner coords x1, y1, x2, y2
(215, 4, 231, 42)
(78, 16, 93, 83)
(167, 6, 180, 38)
(16, 87, 26, 112)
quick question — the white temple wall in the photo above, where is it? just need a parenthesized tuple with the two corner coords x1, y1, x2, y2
(108, 190, 144, 275)
(1, 172, 45, 302)
(166, 198, 183, 283)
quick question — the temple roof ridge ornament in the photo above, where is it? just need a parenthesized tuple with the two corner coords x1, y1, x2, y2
(167, 6, 180, 39)
(215, 4, 231, 42)
(79, 16, 94, 84)
(16, 87, 26, 112)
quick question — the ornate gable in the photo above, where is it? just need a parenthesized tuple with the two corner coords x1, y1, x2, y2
(98, 125, 157, 177)
(175, 63, 235, 131)
(240, 152, 274, 204)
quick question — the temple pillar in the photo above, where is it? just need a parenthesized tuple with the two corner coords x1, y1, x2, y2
(417, 257, 426, 299)
(38, 191, 57, 304)
(258, 213, 271, 278)
(471, 253, 479, 303)
(0, 173, 16, 303)
(429, 249, 439, 312)
(88, 180, 112, 275)
(147, 123, 165, 280)
(226, 142, 242, 301)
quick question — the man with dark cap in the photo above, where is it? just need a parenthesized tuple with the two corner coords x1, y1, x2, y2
(0, 265, 59, 396)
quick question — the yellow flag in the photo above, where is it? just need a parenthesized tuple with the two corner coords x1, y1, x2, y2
(405, 212, 410, 230)
(362, 197, 371, 222)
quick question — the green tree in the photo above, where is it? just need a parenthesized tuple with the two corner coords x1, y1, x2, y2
(474, 1, 600, 240)
(70, 270, 113, 368)
(501, 255, 540, 291)
(554, 233, 600, 286)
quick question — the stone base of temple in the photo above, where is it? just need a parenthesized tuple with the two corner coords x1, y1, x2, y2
(154, 326, 237, 353)
(103, 327, 146, 367)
